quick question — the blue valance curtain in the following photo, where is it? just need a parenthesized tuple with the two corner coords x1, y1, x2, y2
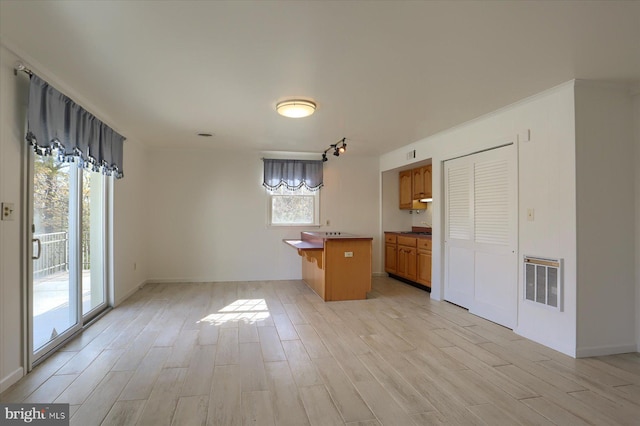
(26, 74, 125, 178)
(262, 159, 323, 191)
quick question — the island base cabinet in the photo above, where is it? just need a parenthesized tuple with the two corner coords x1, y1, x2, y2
(324, 240, 372, 301)
(288, 233, 372, 302)
(301, 250, 325, 299)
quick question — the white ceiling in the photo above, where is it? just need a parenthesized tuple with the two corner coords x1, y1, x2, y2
(1, 1, 639, 156)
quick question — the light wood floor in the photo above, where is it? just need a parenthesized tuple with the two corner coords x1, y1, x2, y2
(2, 277, 640, 425)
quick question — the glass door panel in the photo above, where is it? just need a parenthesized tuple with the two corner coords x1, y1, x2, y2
(82, 168, 105, 316)
(32, 153, 80, 353)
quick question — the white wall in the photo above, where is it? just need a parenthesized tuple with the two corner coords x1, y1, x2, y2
(146, 149, 380, 282)
(574, 83, 636, 356)
(380, 82, 579, 356)
(0, 45, 29, 392)
(112, 138, 149, 305)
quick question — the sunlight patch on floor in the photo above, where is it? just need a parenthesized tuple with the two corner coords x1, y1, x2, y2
(198, 299, 270, 325)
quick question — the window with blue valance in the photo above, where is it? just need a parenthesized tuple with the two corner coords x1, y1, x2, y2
(262, 158, 323, 191)
(26, 74, 126, 178)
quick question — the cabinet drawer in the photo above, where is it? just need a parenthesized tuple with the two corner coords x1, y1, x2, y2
(385, 234, 397, 244)
(397, 236, 417, 247)
(417, 238, 432, 251)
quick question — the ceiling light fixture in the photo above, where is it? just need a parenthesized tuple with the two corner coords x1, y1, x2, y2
(276, 99, 316, 118)
(322, 138, 347, 162)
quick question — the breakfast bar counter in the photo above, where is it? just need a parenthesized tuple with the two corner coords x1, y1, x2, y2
(284, 232, 373, 301)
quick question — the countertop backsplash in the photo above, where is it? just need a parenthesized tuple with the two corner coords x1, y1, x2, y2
(411, 203, 433, 228)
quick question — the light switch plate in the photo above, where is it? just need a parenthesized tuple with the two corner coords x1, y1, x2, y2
(2, 202, 15, 221)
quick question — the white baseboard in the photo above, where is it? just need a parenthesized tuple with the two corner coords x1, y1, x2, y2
(576, 343, 638, 358)
(145, 278, 214, 284)
(513, 327, 576, 358)
(115, 279, 148, 306)
(0, 367, 24, 393)
(144, 278, 305, 284)
(372, 272, 386, 277)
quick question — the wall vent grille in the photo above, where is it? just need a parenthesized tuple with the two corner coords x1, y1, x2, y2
(524, 256, 563, 311)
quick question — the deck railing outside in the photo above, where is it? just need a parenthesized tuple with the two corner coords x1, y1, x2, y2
(33, 231, 90, 278)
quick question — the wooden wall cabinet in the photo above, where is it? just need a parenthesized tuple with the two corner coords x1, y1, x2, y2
(399, 170, 413, 209)
(412, 168, 424, 200)
(422, 165, 432, 199)
(399, 164, 432, 209)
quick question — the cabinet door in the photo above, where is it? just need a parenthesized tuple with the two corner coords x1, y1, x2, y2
(399, 170, 412, 209)
(412, 167, 424, 199)
(396, 246, 407, 277)
(417, 249, 432, 287)
(385, 243, 397, 274)
(398, 246, 417, 281)
(422, 165, 432, 199)
(405, 247, 417, 281)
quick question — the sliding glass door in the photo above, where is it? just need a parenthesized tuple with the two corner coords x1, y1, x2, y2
(81, 168, 106, 317)
(30, 150, 108, 363)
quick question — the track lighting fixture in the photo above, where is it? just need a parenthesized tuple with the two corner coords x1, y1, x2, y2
(322, 138, 347, 162)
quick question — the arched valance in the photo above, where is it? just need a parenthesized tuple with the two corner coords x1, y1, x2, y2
(262, 159, 323, 191)
(26, 74, 125, 178)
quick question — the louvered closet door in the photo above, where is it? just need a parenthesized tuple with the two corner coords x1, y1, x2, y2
(444, 144, 517, 329)
(444, 156, 475, 308)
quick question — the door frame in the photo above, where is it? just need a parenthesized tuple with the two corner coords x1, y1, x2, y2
(442, 141, 519, 328)
(27, 150, 83, 367)
(23, 147, 113, 370)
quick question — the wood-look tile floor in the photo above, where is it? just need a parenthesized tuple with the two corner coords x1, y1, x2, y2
(2, 277, 640, 425)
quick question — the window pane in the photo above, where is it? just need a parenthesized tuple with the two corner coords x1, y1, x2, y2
(271, 195, 314, 224)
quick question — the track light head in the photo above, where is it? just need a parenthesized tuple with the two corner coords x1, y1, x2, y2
(321, 137, 347, 162)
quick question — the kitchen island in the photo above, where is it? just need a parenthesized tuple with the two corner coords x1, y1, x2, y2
(284, 231, 373, 301)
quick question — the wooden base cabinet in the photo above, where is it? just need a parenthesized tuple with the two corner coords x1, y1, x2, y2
(384, 232, 431, 290)
(416, 238, 432, 288)
(397, 245, 417, 282)
(396, 235, 418, 282)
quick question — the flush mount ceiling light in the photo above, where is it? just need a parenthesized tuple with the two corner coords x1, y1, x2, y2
(276, 99, 316, 118)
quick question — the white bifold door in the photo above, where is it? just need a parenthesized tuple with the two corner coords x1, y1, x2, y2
(444, 144, 517, 329)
